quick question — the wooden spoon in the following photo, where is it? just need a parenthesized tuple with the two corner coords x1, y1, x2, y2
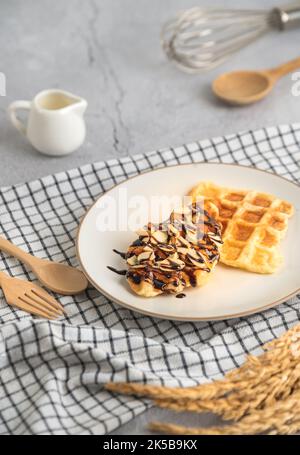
(212, 56, 300, 105)
(0, 236, 88, 295)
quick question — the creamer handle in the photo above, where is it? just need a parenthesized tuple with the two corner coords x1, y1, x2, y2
(8, 100, 31, 136)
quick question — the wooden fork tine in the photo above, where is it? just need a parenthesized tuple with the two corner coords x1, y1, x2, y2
(21, 292, 62, 314)
(21, 295, 61, 318)
(0, 270, 66, 320)
(16, 297, 58, 320)
(30, 288, 66, 314)
(31, 287, 61, 307)
(24, 293, 63, 317)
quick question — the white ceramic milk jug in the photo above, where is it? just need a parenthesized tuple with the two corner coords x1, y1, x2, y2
(8, 89, 88, 156)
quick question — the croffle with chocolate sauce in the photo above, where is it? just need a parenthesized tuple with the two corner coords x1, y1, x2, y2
(123, 202, 223, 297)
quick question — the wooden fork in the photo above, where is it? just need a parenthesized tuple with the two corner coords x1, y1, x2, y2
(0, 270, 65, 319)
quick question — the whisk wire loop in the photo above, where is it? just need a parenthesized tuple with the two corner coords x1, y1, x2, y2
(161, 6, 287, 72)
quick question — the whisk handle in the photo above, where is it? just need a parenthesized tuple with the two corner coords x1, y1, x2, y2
(273, 5, 300, 30)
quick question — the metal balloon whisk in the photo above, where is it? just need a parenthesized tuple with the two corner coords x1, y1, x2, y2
(161, 4, 300, 73)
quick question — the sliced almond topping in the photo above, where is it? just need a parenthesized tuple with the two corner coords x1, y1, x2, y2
(188, 256, 209, 268)
(178, 236, 190, 247)
(185, 230, 198, 244)
(138, 251, 153, 262)
(152, 230, 168, 244)
(196, 250, 206, 262)
(124, 202, 222, 295)
(158, 264, 175, 272)
(208, 233, 223, 244)
(158, 244, 176, 253)
(186, 249, 199, 261)
(127, 255, 138, 266)
(156, 254, 185, 271)
(169, 258, 185, 269)
(168, 224, 179, 236)
(177, 247, 190, 255)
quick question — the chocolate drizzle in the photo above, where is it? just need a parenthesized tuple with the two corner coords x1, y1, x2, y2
(131, 239, 144, 247)
(107, 266, 127, 276)
(126, 270, 142, 284)
(113, 249, 126, 259)
(153, 278, 166, 290)
(185, 269, 196, 287)
(108, 202, 223, 296)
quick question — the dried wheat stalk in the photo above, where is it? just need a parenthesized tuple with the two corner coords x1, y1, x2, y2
(150, 388, 300, 435)
(105, 322, 300, 435)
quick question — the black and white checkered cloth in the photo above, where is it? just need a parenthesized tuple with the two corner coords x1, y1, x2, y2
(0, 124, 300, 435)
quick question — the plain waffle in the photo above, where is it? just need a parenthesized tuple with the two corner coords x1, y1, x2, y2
(189, 182, 294, 274)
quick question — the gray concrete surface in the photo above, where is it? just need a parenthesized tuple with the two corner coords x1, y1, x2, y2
(0, 0, 299, 435)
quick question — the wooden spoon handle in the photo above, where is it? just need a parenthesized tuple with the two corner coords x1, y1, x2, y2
(0, 236, 35, 268)
(268, 57, 300, 79)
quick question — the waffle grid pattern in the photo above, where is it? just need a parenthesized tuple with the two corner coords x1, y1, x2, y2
(0, 123, 299, 434)
(192, 183, 294, 273)
(222, 191, 292, 273)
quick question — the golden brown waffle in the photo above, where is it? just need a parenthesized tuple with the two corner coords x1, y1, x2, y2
(115, 202, 223, 297)
(189, 182, 294, 274)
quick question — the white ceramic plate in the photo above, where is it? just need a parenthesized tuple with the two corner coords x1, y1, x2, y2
(76, 163, 300, 321)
